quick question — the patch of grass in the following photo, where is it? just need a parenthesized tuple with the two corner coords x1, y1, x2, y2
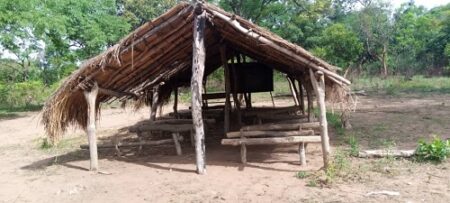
(372, 123, 387, 133)
(325, 149, 351, 183)
(306, 179, 318, 187)
(39, 138, 53, 149)
(352, 76, 450, 95)
(348, 136, 360, 157)
(36, 136, 84, 152)
(415, 137, 450, 163)
(327, 112, 344, 136)
(295, 171, 310, 179)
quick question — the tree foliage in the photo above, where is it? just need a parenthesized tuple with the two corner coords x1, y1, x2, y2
(0, 0, 449, 109)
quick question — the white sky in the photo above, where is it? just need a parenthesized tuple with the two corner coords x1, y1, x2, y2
(392, 0, 450, 9)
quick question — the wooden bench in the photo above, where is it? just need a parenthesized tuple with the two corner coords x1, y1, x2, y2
(129, 118, 215, 155)
(221, 122, 321, 165)
(202, 92, 227, 109)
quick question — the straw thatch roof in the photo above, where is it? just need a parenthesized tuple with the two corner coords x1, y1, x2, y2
(42, 2, 351, 142)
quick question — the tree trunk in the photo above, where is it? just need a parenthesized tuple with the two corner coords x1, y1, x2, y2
(191, 5, 207, 175)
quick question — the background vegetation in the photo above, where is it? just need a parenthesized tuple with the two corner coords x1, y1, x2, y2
(0, 0, 449, 112)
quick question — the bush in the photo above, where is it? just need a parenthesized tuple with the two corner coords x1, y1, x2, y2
(415, 137, 450, 162)
(0, 80, 55, 110)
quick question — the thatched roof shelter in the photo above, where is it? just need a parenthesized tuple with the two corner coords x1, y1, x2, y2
(42, 2, 351, 173)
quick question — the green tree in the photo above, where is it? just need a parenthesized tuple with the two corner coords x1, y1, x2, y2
(117, 0, 179, 29)
(313, 23, 363, 69)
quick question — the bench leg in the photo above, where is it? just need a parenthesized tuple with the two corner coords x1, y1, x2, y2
(241, 144, 247, 164)
(299, 142, 306, 166)
(172, 133, 182, 155)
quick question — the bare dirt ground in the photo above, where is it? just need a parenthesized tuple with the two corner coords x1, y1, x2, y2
(0, 94, 449, 203)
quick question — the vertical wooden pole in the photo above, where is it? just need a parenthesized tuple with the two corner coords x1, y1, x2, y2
(158, 104, 163, 118)
(220, 45, 231, 133)
(150, 86, 159, 121)
(83, 82, 99, 171)
(269, 91, 275, 107)
(173, 87, 178, 118)
(309, 69, 330, 168)
(172, 132, 182, 155)
(298, 80, 305, 115)
(244, 93, 252, 108)
(305, 84, 313, 122)
(191, 4, 206, 174)
(287, 76, 299, 106)
(230, 58, 242, 126)
(299, 142, 306, 166)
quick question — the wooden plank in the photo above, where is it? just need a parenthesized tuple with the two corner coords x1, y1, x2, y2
(191, 6, 207, 174)
(80, 138, 178, 149)
(257, 114, 307, 121)
(137, 124, 192, 132)
(241, 122, 320, 131)
(226, 129, 314, 138)
(221, 136, 321, 146)
(202, 92, 226, 100)
(83, 83, 99, 171)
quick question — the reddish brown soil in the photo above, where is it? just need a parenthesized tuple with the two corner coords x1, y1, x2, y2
(0, 94, 449, 202)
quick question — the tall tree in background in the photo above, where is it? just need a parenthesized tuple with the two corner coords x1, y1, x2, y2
(117, 0, 179, 29)
(356, 0, 393, 77)
(0, 0, 41, 82)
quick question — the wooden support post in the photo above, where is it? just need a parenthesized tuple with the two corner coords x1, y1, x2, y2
(305, 84, 314, 122)
(83, 82, 99, 171)
(287, 76, 299, 106)
(243, 93, 252, 108)
(191, 5, 207, 174)
(230, 60, 242, 126)
(220, 45, 231, 133)
(298, 80, 305, 115)
(150, 86, 159, 121)
(299, 142, 306, 166)
(240, 129, 247, 164)
(269, 91, 275, 107)
(309, 69, 330, 168)
(158, 104, 163, 118)
(241, 144, 247, 164)
(173, 87, 178, 118)
(172, 132, 182, 155)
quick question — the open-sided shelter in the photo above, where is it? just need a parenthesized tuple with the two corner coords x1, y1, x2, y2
(42, 1, 351, 174)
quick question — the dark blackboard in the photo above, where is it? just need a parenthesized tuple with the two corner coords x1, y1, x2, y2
(230, 62, 273, 93)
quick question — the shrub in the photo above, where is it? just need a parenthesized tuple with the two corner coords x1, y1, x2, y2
(348, 136, 359, 157)
(295, 171, 309, 179)
(0, 80, 55, 110)
(415, 137, 450, 162)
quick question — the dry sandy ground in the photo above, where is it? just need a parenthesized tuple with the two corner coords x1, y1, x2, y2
(0, 94, 449, 203)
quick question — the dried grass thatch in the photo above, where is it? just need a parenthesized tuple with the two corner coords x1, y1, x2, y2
(42, 2, 352, 142)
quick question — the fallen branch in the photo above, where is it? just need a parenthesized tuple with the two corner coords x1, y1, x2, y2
(365, 190, 400, 197)
(358, 149, 416, 158)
